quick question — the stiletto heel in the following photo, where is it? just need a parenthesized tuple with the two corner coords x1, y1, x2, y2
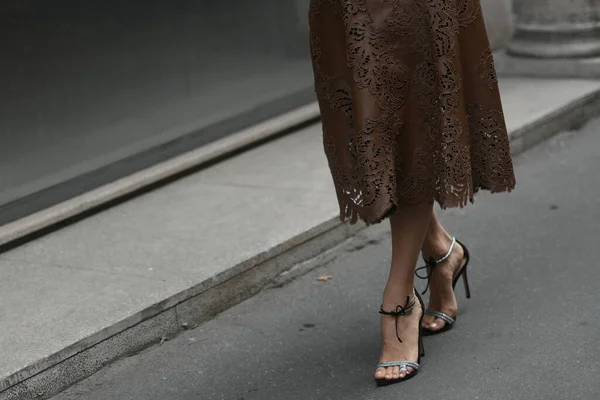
(461, 268, 471, 299)
(375, 289, 425, 386)
(415, 237, 471, 335)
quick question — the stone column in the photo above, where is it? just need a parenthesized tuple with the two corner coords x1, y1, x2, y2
(499, 0, 600, 77)
(508, 0, 600, 58)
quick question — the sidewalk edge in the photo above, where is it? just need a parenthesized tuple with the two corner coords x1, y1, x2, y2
(0, 102, 320, 250)
(0, 218, 365, 400)
(509, 88, 600, 154)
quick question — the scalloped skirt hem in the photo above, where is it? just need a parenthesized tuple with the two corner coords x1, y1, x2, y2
(338, 182, 515, 226)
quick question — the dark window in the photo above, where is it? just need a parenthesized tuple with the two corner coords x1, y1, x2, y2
(0, 0, 314, 225)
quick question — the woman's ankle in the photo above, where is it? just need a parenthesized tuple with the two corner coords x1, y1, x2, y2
(382, 283, 415, 310)
(421, 231, 453, 260)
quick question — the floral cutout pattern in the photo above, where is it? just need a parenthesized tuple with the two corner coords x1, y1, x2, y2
(310, 0, 516, 224)
(479, 49, 499, 90)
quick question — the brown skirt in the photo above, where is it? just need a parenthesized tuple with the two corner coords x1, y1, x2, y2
(309, 0, 516, 224)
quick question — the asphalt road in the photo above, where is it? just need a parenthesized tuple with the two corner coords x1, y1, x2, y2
(54, 121, 600, 400)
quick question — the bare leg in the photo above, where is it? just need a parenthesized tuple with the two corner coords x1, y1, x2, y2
(420, 209, 467, 331)
(374, 203, 433, 381)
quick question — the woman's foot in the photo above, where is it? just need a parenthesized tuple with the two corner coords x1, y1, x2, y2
(374, 289, 423, 381)
(420, 237, 467, 332)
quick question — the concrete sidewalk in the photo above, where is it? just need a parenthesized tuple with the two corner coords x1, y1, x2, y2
(2, 77, 600, 400)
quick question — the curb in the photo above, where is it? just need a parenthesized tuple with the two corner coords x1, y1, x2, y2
(2, 87, 600, 400)
(0, 218, 365, 400)
(508, 86, 600, 155)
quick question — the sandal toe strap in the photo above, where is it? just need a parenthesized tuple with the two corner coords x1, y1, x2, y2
(376, 361, 420, 371)
(425, 309, 456, 326)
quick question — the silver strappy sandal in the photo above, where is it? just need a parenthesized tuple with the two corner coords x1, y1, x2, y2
(415, 237, 471, 335)
(375, 290, 425, 386)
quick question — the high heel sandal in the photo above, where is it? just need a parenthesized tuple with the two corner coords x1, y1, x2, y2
(415, 237, 471, 335)
(375, 290, 425, 386)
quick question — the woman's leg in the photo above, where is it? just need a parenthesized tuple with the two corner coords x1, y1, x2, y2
(374, 203, 433, 381)
(420, 209, 467, 331)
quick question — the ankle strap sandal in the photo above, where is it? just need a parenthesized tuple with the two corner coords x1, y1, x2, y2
(415, 237, 471, 335)
(375, 290, 425, 386)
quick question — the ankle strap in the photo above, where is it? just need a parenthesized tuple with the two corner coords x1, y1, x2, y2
(379, 293, 417, 343)
(415, 237, 456, 295)
(379, 298, 417, 317)
(425, 237, 456, 266)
